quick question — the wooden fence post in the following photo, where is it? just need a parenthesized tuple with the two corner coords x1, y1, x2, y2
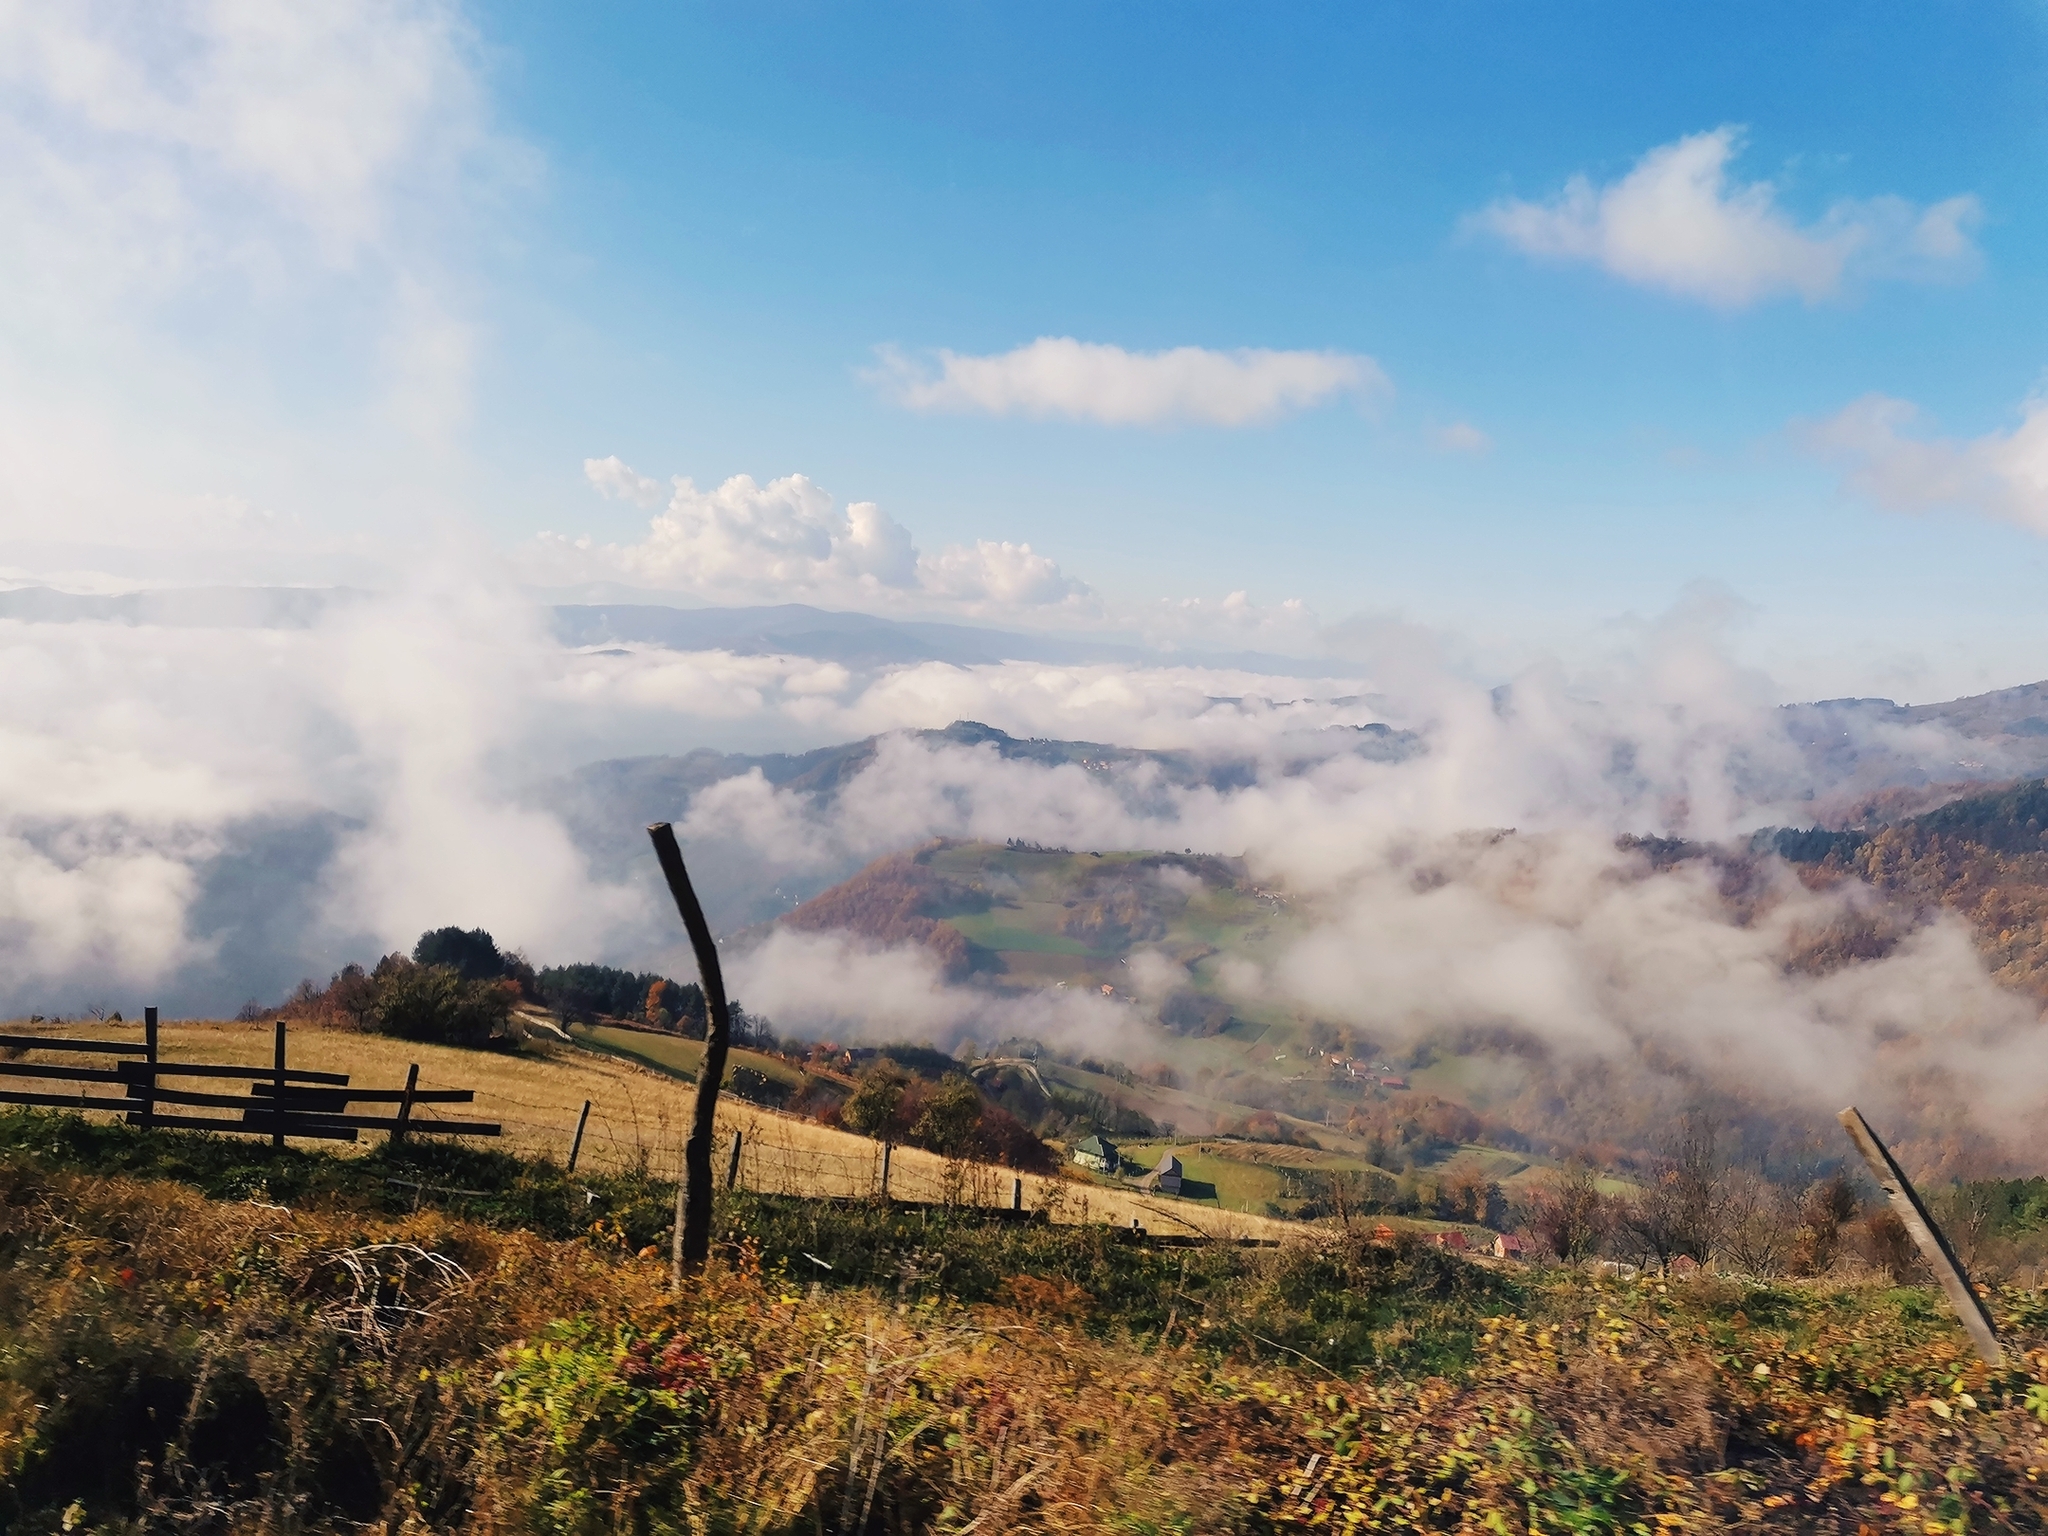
(880, 1142, 892, 1201)
(271, 1020, 287, 1150)
(139, 1006, 158, 1131)
(567, 1099, 591, 1173)
(1838, 1106, 2003, 1367)
(726, 1127, 743, 1190)
(390, 1064, 420, 1147)
(647, 822, 734, 1283)
(1012, 1177, 1023, 1212)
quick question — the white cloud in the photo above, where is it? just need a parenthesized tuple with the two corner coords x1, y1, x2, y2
(868, 337, 1391, 426)
(584, 454, 667, 508)
(730, 927, 1144, 1059)
(4, 571, 2046, 1164)
(1432, 421, 1492, 455)
(564, 469, 919, 592)
(0, 0, 520, 554)
(916, 540, 1083, 607)
(0, 0, 498, 274)
(1473, 127, 1981, 308)
(1798, 392, 2048, 532)
(1139, 591, 1322, 654)
(537, 463, 1097, 618)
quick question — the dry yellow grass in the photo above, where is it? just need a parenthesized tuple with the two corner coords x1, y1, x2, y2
(1, 1019, 1298, 1242)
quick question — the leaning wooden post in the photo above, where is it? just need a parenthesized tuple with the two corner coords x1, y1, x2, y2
(567, 1099, 592, 1174)
(1838, 1106, 2003, 1367)
(271, 1019, 288, 1150)
(391, 1064, 420, 1147)
(880, 1141, 892, 1201)
(726, 1127, 744, 1190)
(647, 822, 733, 1281)
(139, 1006, 159, 1131)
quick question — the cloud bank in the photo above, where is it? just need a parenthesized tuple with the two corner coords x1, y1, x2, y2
(2, 571, 2043, 1169)
(0, 0, 523, 574)
(868, 337, 1391, 426)
(1474, 127, 1981, 308)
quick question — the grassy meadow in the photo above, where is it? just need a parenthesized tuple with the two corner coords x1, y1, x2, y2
(5, 1106, 2048, 1533)
(0, 1019, 1294, 1242)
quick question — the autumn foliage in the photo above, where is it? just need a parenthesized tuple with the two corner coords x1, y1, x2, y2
(9, 1127, 2048, 1533)
(780, 848, 974, 978)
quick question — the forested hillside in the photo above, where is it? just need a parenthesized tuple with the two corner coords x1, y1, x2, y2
(761, 778, 2048, 1189)
(1769, 778, 2048, 999)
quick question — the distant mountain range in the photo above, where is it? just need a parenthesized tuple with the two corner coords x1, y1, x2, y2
(0, 584, 1352, 676)
(1775, 684, 2048, 820)
(545, 718, 1421, 932)
(549, 600, 1359, 676)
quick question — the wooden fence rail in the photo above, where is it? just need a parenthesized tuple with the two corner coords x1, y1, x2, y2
(0, 1010, 501, 1146)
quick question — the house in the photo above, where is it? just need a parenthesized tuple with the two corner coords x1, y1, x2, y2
(1428, 1230, 1469, 1251)
(1072, 1134, 1119, 1174)
(1378, 1075, 1408, 1090)
(1492, 1234, 1529, 1261)
(1152, 1152, 1183, 1196)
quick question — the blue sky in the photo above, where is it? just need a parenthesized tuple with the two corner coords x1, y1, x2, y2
(3, 3, 2047, 700)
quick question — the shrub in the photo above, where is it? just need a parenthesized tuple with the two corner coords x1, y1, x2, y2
(367, 957, 514, 1048)
(838, 1063, 1054, 1170)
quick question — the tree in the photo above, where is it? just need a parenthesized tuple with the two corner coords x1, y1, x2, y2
(413, 926, 506, 982)
(1529, 1161, 1609, 1262)
(843, 1062, 911, 1140)
(1720, 1169, 1800, 1277)
(645, 979, 674, 1029)
(1792, 1173, 1859, 1276)
(913, 1075, 984, 1159)
(1618, 1114, 1725, 1271)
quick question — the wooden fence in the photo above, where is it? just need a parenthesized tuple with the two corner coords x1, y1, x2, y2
(0, 1008, 500, 1145)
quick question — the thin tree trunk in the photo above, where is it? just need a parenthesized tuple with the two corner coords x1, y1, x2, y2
(648, 822, 733, 1276)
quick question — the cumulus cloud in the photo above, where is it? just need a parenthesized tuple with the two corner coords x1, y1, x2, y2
(537, 462, 1097, 619)
(1472, 127, 1982, 308)
(1797, 391, 2048, 533)
(583, 455, 667, 508)
(868, 337, 1391, 426)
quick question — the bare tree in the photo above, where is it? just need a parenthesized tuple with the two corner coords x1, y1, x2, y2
(1792, 1173, 1858, 1276)
(1618, 1113, 1725, 1272)
(1720, 1169, 1799, 1278)
(1528, 1161, 1609, 1262)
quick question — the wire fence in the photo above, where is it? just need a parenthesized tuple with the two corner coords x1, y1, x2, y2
(2, 1019, 1293, 1243)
